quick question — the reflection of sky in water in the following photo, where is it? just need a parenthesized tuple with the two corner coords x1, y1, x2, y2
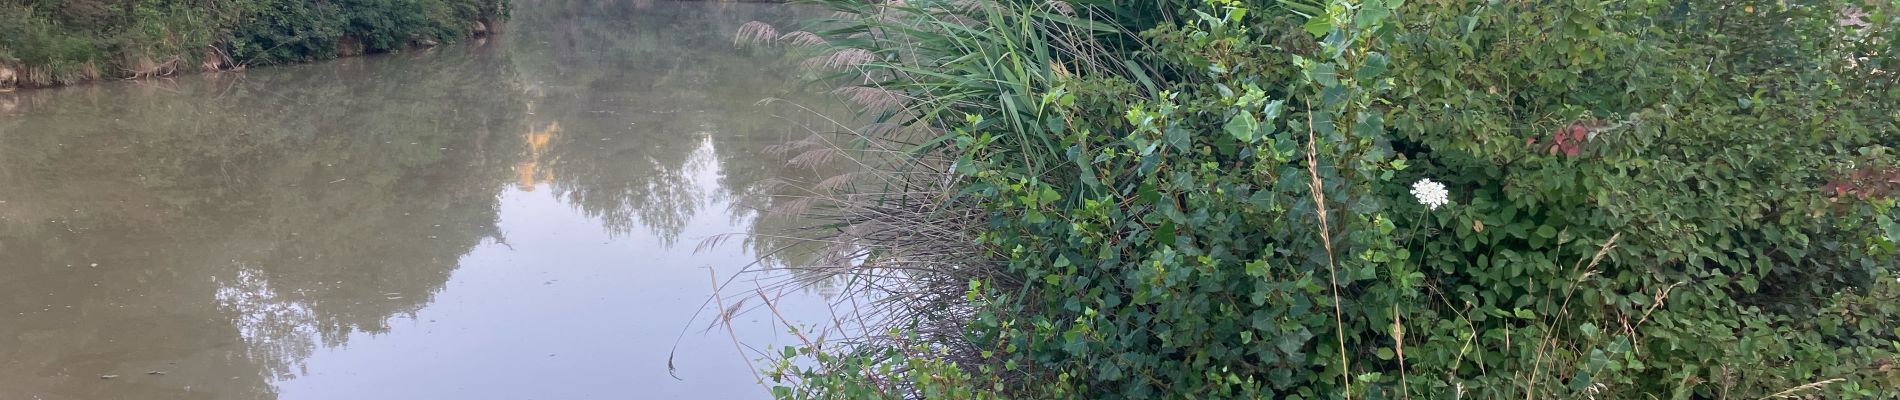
(274, 140, 826, 399)
(0, 1, 836, 399)
(216, 267, 320, 383)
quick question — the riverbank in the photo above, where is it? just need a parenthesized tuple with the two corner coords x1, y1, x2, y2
(0, 0, 508, 91)
(755, 1, 1898, 398)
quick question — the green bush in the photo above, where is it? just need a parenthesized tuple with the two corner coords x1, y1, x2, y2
(228, 0, 345, 64)
(763, 0, 1899, 398)
(0, 0, 508, 86)
(0, 4, 110, 84)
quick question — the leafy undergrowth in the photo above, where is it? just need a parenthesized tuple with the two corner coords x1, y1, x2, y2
(741, 0, 1900, 398)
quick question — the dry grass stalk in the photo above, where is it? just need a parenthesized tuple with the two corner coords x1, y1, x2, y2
(1304, 102, 1353, 400)
(1394, 302, 1410, 400)
(833, 86, 908, 114)
(1758, 378, 1844, 399)
(779, 31, 829, 48)
(1523, 232, 1620, 399)
(804, 48, 877, 71)
(704, 266, 766, 389)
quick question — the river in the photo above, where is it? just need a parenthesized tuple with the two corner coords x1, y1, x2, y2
(0, 1, 838, 399)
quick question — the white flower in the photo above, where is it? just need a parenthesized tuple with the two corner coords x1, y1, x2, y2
(1411, 178, 1451, 210)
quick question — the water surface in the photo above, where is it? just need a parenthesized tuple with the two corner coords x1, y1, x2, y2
(0, 2, 835, 399)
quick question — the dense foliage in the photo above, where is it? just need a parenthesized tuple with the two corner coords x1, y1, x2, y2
(757, 0, 1900, 398)
(0, 0, 507, 87)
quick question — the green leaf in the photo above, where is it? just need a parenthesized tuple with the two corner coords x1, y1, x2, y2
(1879, 215, 1899, 243)
(1355, 0, 1390, 29)
(1226, 110, 1259, 143)
(1166, 125, 1191, 152)
(1123, 59, 1159, 95)
(1588, 349, 1609, 370)
(1276, 333, 1304, 354)
(1353, 113, 1384, 138)
(1262, 100, 1286, 123)
(1062, 330, 1087, 354)
(1320, 86, 1349, 108)
(1569, 371, 1594, 391)
(1245, 259, 1269, 278)
(1356, 52, 1388, 81)
(1039, 185, 1062, 206)
(1303, 12, 1332, 36)
(1311, 63, 1339, 87)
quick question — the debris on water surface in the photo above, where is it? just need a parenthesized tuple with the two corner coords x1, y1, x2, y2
(146, 371, 165, 375)
(100, 375, 118, 379)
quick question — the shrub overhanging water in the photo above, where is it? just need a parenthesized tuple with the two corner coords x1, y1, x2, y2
(741, 0, 1898, 398)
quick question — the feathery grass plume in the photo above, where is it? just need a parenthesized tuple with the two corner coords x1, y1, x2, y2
(787, 147, 842, 170)
(832, 86, 906, 113)
(779, 31, 829, 48)
(736, 21, 780, 47)
(805, 48, 876, 71)
(813, 172, 857, 193)
(856, 122, 904, 139)
(761, 142, 796, 158)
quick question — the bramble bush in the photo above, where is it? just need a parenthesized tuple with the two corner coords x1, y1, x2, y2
(755, 0, 1899, 398)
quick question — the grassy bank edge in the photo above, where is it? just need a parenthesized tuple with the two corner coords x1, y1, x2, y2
(0, 2, 508, 92)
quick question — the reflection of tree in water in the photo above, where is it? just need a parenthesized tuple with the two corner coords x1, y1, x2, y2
(0, 40, 523, 399)
(508, 0, 834, 247)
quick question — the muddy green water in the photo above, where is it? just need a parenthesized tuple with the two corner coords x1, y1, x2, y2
(0, 2, 837, 399)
